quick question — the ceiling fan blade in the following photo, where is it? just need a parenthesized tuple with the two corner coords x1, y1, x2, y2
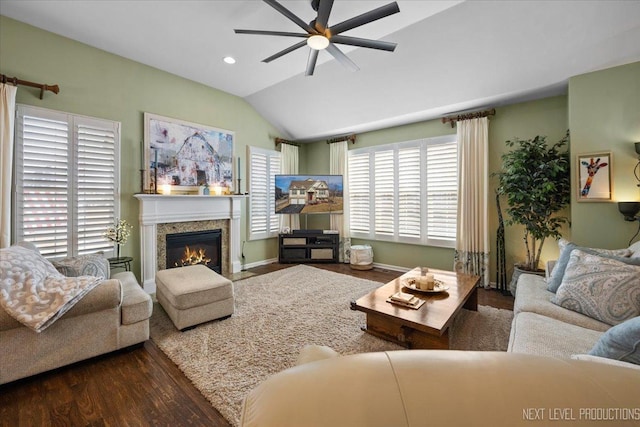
(315, 0, 334, 33)
(305, 49, 319, 76)
(262, 40, 308, 63)
(263, 0, 316, 34)
(330, 35, 396, 52)
(326, 43, 359, 72)
(329, 2, 400, 36)
(234, 29, 309, 38)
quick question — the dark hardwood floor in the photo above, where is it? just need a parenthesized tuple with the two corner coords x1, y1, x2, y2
(0, 263, 513, 426)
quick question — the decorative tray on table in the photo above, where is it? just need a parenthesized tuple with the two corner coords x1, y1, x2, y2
(402, 277, 449, 293)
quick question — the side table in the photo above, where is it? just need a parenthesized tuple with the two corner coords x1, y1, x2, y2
(108, 256, 133, 272)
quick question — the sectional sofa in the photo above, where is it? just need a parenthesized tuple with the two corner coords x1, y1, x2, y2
(508, 239, 640, 367)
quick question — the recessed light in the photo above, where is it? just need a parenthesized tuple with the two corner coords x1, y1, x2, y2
(223, 56, 236, 64)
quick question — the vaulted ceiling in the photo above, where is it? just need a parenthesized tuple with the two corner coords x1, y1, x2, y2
(2, 1, 639, 141)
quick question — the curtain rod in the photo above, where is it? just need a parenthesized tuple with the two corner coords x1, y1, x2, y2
(1, 73, 60, 99)
(441, 108, 495, 128)
(276, 134, 356, 146)
(275, 137, 300, 147)
(326, 134, 356, 145)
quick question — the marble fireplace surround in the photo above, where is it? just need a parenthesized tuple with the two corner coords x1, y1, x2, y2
(134, 194, 245, 293)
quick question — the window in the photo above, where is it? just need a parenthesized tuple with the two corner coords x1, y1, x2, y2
(247, 146, 280, 240)
(14, 105, 120, 259)
(348, 135, 457, 247)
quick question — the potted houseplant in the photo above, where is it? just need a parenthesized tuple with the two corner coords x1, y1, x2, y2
(495, 131, 571, 293)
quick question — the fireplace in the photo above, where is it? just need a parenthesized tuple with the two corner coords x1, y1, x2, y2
(134, 194, 244, 293)
(166, 229, 222, 273)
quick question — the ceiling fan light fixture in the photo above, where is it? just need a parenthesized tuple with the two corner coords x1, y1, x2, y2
(307, 35, 329, 50)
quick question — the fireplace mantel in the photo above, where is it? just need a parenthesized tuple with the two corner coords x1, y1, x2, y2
(134, 194, 245, 293)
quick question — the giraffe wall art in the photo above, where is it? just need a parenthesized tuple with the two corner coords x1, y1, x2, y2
(577, 152, 612, 201)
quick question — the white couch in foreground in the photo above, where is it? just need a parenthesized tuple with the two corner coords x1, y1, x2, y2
(240, 349, 640, 427)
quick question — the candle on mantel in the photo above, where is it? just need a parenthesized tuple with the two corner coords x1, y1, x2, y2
(161, 184, 171, 195)
(237, 157, 241, 180)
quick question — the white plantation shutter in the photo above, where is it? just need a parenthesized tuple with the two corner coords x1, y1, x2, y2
(15, 110, 70, 257)
(426, 140, 458, 245)
(348, 135, 457, 248)
(398, 146, 421, 239)
(248, 146, 280, 240)
(249, 151, 268, 235)
(14, 106, 120, 259)
(374, 150, 395, 236)
(75, 120, 119, 254)
(347, 152, 370, 234)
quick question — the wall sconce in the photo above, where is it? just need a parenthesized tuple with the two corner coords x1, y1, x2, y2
(619, 201, 640, 221)
(619, 201, 640, 246)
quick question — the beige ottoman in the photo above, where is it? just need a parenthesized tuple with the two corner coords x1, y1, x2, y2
(156, 265, 234, 330)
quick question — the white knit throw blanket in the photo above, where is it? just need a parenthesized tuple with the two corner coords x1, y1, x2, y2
(0, 246, 103, 332)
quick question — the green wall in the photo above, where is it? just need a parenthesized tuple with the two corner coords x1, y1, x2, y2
(569, 61, 640, 248)
(301, 96, 570, 276)
(0, 16, 283, 277)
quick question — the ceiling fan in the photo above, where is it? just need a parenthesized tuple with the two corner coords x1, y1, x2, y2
(234, 0, 400, 76)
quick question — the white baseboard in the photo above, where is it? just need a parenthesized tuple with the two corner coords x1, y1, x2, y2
(242, 257, 278, 270)
(371, 262, 411, 273)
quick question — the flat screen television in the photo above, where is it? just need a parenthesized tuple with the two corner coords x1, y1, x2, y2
(275, 175, 343, 214)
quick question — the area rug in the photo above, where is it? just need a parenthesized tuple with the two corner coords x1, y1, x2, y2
(150, 264, 513, 426)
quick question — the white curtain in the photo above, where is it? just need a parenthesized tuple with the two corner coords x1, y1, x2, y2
(1, 83, 17, 248)
(280, 143, 300, 231)
(330, 140, 351, 262)
(454, 117, 490, 287)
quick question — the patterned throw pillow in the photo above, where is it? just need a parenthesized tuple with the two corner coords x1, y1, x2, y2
(551, 250, 640, 326)
(546, 239, 632, 293)
(52, 253, 109, 279)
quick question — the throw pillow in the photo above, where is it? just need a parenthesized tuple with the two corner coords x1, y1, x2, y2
(52, 253, 109, 279)
(546, 239, 633, 293)
(587, 316, 640, 365)
(551, 250, 640, 326)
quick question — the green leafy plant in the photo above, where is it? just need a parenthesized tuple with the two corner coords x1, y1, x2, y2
(495, 130, 571, 271)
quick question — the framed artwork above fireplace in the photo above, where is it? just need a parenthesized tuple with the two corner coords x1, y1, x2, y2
(143, 112, 234, 194)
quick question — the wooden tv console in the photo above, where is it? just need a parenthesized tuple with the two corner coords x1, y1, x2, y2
(278, 231, 339, 264)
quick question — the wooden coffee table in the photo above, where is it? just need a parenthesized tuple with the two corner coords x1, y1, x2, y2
(351, 267, 480, 349)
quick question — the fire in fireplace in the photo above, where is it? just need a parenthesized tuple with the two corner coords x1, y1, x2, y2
(166, 229, 222, 273)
